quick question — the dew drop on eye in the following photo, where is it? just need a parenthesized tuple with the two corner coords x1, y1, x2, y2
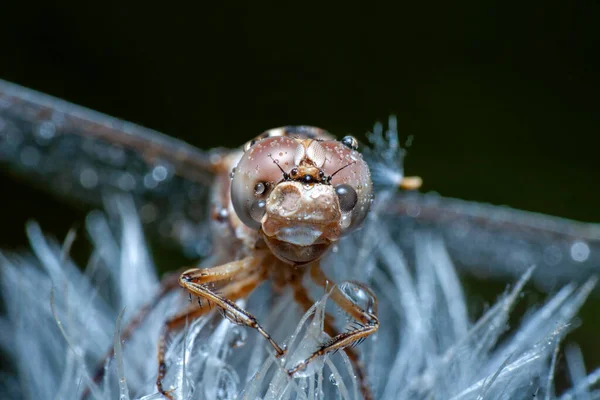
(254, 182, 266, 196)
(250, 199, 266, 221)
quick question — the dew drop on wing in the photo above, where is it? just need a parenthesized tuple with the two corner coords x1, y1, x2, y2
(35, 121, 56, 144)
(152, 164, 169, 182)
(570, 240, 591, 262)
(143, 173, 159, 189)
(0, 79, 224, 257)
(384, 191, 600, 290)
(79, 167, 99, 189)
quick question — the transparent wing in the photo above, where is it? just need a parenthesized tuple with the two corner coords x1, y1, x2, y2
(0, 79, 223, 257)
(383, 190, 600, 290)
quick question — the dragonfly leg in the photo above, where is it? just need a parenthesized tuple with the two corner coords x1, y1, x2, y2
(177, 254, 285, 357)
(157, 264, 268, 398)
(85, 253, 264, 399)
(309, 262, 379, 327)
(286, 263, 378, 400)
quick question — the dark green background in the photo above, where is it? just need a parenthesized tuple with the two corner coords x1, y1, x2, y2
(0, 0, 598, 389)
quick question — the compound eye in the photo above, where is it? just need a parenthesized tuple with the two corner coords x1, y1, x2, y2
(335, 184, 358, 212)
(243, 139, 257, 152)
(341, 135, 359, 151)
(231, 136, 298, 229)
(320, 140, 372, 234)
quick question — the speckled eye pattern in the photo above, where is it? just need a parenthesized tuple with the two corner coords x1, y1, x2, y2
(231, 136, 298, 229)
(319, 140, 373, 233)
(231, 136, 372, 235)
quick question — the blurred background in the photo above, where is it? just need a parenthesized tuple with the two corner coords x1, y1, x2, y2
(0, 0, 599, 389)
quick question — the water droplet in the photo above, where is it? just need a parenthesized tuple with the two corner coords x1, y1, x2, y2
(152, 165, 168, 181)
(228, 326, 247, 349)
(116, 172, 136, 191)
(36, 121, 56, 142)
(570, 241, 590, 262)
(105, 145, 126, 167)
(338, 281, 376, 314)
(250, 200, 266, 221)
(298, 378, 308, 390)
(216, 208, 229, 222)
(79, 167, 98, 189)
(215, 367, 239, 400)
(143, 173, 158, 189)
(329, 373, 338, 386)
(254, 182, 266, 196)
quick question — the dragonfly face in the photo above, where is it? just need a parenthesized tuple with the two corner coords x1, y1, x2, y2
(231, 129, 373, 264)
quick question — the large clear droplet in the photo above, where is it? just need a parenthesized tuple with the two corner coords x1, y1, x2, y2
(215, 367, 239, 400)
(329, 373, 339, 386)
(570, 241, 590, 262)
(338, 281, 376, 314)
(254, 182, 266, 196)
(152, 164, 169, 182)
(249, 199, 266, 222)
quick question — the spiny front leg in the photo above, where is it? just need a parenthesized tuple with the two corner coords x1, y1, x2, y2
(156, 258, 270, 399)
(287, 263, 379, 400)
(310, 262, 379, 326)
(178, 259, 286, 357)
(290, 276, 375, 400)
(286, 311, 378, 374)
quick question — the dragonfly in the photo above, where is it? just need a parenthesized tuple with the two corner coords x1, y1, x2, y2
(1, 80, 599, 290)
(0, 79, 599, 399)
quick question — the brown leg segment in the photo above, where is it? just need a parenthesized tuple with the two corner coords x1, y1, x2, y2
(287, 263, 379, 400)
(157, 254, 286, 399)
(157, 271, 266, 399)
(177, 254, 285, 356)
(310, 263, 379, 323)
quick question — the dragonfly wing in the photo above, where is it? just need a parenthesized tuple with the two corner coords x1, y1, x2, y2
(383, 191, 600, 290)
(0, 79, 223, 257)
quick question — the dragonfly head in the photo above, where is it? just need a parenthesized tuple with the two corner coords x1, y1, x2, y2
(231, 129, 373, 264)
